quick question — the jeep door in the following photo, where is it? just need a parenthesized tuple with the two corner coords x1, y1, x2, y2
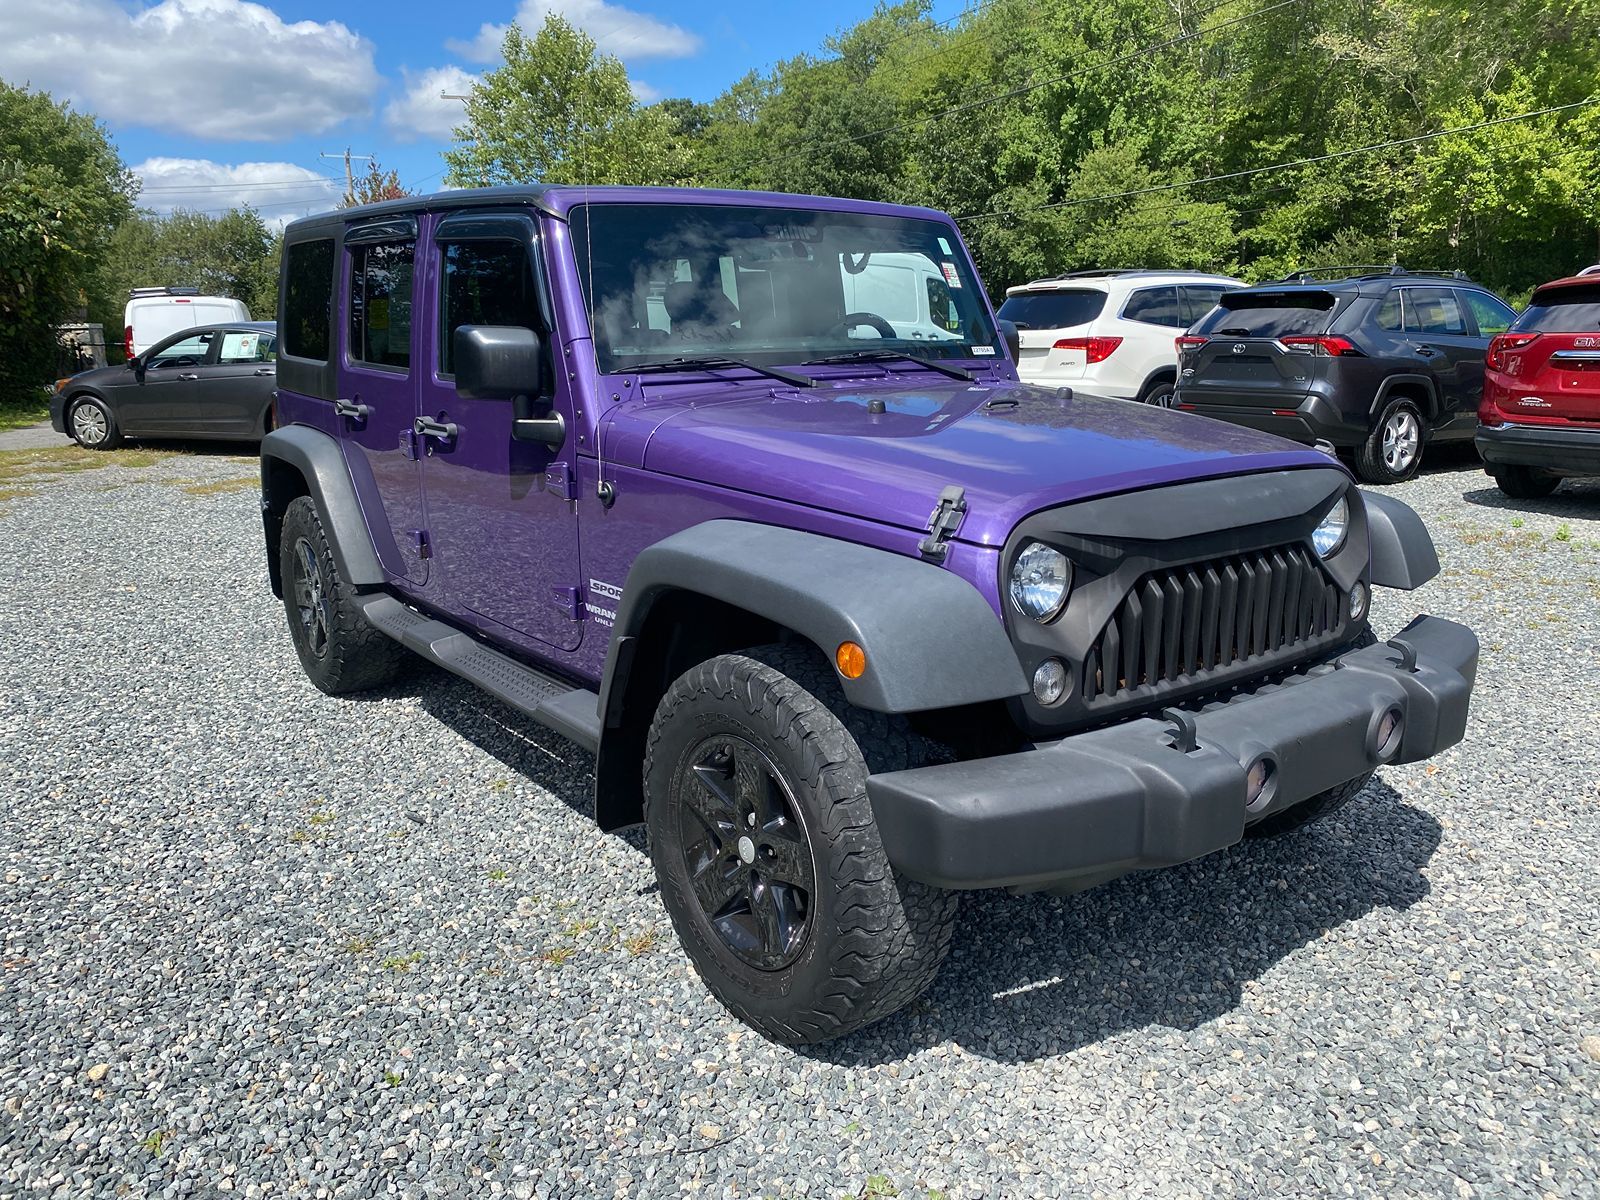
(416, 213, 582, 653)
(337, 220, 429, 585)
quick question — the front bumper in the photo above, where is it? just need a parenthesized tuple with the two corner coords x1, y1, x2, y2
(867, 615, 1477, 890)
(48, 393, 67, 434)
(1476, 423, 1600, 476)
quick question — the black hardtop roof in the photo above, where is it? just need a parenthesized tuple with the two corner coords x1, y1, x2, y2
(284, 186, 559, 240)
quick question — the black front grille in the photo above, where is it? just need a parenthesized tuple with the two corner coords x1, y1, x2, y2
(1083, 544, 1340, 702)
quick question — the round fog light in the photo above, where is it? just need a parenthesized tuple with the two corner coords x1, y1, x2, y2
(1244, 756, 1277, 812)
(1032, 658, 1069, 705)
(1349, 581, 1368, 621)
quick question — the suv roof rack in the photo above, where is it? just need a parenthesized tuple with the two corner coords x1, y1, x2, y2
(1023, 268, 1228, 286)
(128, 285, 202, 298)
(1275, 265, 1474, 285)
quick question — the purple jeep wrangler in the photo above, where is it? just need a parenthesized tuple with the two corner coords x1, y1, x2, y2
(261, 187, 1477, 1043)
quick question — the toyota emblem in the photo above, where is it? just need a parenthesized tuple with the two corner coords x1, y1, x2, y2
(1231, 343, 1247, 354)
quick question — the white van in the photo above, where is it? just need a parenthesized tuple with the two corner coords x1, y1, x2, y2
(124, 287, 251, 359)
(839, 252, 965, 343)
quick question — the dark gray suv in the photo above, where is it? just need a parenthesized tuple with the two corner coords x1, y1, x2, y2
(1173, 269, 1516, 483)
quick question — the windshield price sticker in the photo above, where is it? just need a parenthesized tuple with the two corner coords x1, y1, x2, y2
(941, 262, 962, 288)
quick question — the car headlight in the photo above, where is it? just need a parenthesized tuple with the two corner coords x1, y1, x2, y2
(1312, 495, 1349, 558)
(1009, 541, 1071, 622)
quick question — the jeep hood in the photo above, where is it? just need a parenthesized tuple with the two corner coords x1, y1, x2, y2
(605, 377, 1336, 547)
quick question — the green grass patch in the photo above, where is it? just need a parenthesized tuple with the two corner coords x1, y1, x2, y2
(0, 397, 51, 432)
(182, 477, 258, 496)
(0, 444, 180, 487)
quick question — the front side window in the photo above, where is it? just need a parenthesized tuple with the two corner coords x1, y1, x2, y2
(1460, 290, 1515, 337)
(569, 203, 998, 373)
(349, 241, 414, 370)
(1121, 286, 1182, 327)
(1402, 287, 1468, 336)
(439, 240, 538, 376)
(283, 239, 333, 360)
(148, 332, 214, 366)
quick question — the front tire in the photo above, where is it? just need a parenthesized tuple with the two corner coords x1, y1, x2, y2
(278, 496, 407, 695)
(1494, 465, 1560, 499)
(1355, 398, 1424, 484)
(68, 397, 122, 450)
(643, 644, 958, 1044)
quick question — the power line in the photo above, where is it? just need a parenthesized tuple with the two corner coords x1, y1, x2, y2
(136, 177, 341, 193)
(954, 98, 1600, 223)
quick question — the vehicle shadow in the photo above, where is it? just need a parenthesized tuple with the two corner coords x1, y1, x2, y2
(361, 672, 1443, 1065)
(808, 778, 1441, 1066)
(1462, 479, 1600, 512)
(125, 438, 261, 456)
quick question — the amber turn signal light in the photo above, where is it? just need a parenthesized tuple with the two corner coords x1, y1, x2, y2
(835, 641, 867, 679)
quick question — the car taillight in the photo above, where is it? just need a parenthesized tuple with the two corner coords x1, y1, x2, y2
(1281, 335, 1361, 357)
(1175, 335, 1208, 352)
(1053, 336, 1122, 363)
(123, 325, 133, 355)
(1486, 332, 1539, 371)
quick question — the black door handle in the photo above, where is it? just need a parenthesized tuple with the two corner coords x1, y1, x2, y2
(334, 397, 371, 420)
(415, 415, 459, 441)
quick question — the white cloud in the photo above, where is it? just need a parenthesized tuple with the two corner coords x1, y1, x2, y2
(0, 0, 378, 140)
(132, 158, 341, 230)
(450, 0, 700, 65)
(384, 66, 480, 142)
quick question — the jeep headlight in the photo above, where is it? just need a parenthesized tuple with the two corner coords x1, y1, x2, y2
(1312, 495, 1349, 558)
(1009, 541, 1071, 622)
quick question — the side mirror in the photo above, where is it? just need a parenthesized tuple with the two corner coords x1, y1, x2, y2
(454, 325, 544, 400)
(996, 318, 1021, 363)
(452, 325, 563, 448)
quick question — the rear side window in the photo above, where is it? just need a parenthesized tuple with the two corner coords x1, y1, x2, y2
(283, 239, 334, 360)
(349, 241, 415, 371)
(1510, 286, 1600, 333)
(1374, 292, 1403, 332)
(1179, 285, 1229, 325)
(1460, 291, 1514, 336)
(1402, 287, 1468, 335)
(996, 289, 1106, 329)
(1121, 286, 1182, 327)
(440, 240, 536, 376)
(1191, 291, 1336, 338)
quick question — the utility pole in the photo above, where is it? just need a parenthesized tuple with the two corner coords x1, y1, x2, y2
(320, 149, 375, 202)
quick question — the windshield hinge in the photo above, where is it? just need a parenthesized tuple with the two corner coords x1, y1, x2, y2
(918, 485, 967, 563)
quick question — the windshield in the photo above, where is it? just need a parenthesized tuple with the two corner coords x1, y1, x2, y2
(996, 289, 1106, 329)
(569, 203, 999, 374)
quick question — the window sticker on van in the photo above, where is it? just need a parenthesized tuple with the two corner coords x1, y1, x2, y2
(941, 262, 962, 288)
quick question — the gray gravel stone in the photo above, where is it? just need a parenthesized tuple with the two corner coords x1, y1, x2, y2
(0, 442, 1596, 1199)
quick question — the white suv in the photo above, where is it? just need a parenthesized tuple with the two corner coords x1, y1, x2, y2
(997, 270, 1245, 405)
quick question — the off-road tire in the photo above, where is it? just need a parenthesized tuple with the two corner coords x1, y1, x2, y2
(68, 396, 122, 450)
(278, 496, 407, 695)
(643, 643, 959, 1044)
(1494, 465, 1560, 500)
(1355, 397, 1424, 484)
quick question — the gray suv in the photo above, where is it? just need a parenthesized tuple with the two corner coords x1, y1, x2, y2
(1173, 268, 1516, 483)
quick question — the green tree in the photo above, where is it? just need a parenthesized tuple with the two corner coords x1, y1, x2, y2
(444, 16, 685, 187)
(0, 84, 135, 403)
(107, 207, 281, 323)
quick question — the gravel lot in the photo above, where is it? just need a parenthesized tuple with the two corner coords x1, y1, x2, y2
(2, 438, 1596, 1199)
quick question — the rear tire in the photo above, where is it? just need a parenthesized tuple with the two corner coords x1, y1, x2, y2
(1139, 379, 1177, 408)
(643, 643, 958, 1045)
(68, 397, 122, 450)
(1494, 465, 1561, 499)
(1355, 397, 1424, 484)
(278, 496, 407, 695)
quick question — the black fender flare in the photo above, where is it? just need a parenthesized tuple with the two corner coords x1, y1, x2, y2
(1361, 490, 1439, 590)
(1136, 366, 1177, 400)
(259, 425, 384, 596)
(1370, 374, 1440, 422)
(600, 520, 1028, 719)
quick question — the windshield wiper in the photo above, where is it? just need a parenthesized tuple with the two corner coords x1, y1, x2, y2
(627, 355, 816, 388)
(804, 349, 974, 382)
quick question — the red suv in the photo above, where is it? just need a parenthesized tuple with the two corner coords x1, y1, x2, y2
(1478, 272, 1600, 498)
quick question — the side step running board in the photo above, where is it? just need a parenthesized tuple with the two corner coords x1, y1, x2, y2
(358, 595, 602, 753)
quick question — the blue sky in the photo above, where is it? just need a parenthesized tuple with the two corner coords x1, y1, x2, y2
(0, 0, 961, 227)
